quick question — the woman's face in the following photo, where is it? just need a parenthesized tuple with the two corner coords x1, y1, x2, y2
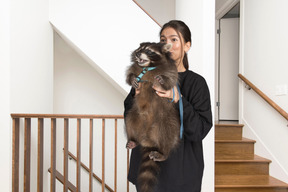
(160, 27, 190, 66)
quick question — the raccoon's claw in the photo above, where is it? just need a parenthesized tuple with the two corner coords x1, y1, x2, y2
(155, 75, 164, 85)
(149, 151, 166, 162)
(132, 78, 139, 89)
(126, 141, 138, 149)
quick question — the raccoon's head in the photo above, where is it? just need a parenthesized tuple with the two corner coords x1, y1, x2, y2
(132, 42, 172, 67)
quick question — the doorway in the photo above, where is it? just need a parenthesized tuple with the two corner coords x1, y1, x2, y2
(216, 3, 240, 121)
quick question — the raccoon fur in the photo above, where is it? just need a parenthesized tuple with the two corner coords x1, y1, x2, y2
(125, 42, 180, 192)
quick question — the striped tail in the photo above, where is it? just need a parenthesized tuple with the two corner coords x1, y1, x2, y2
(137, 147, 161, 192)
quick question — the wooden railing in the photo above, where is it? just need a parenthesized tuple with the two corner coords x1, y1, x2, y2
(132, 0, 161, 27)
(238, 74, 288, 121)
(11, 113, 130, 192)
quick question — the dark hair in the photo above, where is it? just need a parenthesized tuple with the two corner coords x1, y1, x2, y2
(160, 20, 192, 70)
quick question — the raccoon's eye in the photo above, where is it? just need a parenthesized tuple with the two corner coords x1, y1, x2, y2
(146, 49, 154, 55)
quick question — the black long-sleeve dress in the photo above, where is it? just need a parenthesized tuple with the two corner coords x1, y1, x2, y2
(124, 70, 213, 192)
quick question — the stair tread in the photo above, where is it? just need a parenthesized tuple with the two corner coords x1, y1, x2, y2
(214, 122, 288, 190)
(215, 175, 288, 188)
(215, 137, 256, 143)
(215, 122, 244, 127)
(216, 155, 272, 163)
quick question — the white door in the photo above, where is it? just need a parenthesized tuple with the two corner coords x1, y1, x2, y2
(219, 18, 239, 120)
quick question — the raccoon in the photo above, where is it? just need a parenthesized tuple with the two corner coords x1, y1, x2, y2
(125, 42, 180, 192)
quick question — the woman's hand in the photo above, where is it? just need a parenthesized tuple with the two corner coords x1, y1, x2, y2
(152, 84, 179, 103)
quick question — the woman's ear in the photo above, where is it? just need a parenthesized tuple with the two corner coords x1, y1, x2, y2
(184, 41, 191, 53)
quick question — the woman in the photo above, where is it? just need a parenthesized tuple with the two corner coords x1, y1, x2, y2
(124, 20, 212, 192)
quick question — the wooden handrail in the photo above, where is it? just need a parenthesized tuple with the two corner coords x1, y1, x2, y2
(238, 74, 288, 121)
(11, 113, 123, 119)
(48, 168, 77, 192)
(132, 0, 162, 27)
(67, 151, 114, 192)
(11, 114, 126, 192)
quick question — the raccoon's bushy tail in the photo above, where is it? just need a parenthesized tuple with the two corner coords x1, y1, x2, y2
(138, 147, 160, 192)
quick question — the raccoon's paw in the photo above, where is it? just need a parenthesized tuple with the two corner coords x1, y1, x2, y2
(155, 75, 164, 85)
(132, 78, 140, 89)
(126, 141, 138, 149)
(149, 151, 166, 162)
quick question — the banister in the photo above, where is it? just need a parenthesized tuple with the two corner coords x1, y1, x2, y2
(11, 114, 126, 192)
(132, 0, 162, 27)
(48, 168, 77, 192)
(11, 113, 124, 119)
(67, 151, 114, 192)
(238, 73, 288, 121)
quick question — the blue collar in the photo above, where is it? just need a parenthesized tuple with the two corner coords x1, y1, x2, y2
(136, 67, 157, 82)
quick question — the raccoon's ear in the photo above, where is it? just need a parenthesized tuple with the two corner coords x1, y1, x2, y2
(162, 43, 172, 53)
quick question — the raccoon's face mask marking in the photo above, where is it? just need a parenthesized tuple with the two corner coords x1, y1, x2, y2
(135, 47, 160, 67)
(135, 52, 150, 67)
(134, 43, 172, 67)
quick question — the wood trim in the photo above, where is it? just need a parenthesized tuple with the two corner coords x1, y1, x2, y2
(48, 168, 77, 192)
(63, 118, 69, 192)
(238, 74, 288, 121)
(11, 114, 125, 192)
(12, 118, 20, 192)
(114, 119, 118, 192)
(127, 149, 130, 192)
(132, 0, 162, 27)
(68, 151, 114, 192)
(24, 118, 31, 192)
(89, 119, 93, 192)
(11, 113, 123, 119)
(50, 119, 56, 192)
(37, 118, 44, 192)
(102, 119, 105, 192)
(77, 119, 81, 192)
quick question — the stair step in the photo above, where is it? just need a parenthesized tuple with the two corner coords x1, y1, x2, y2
(215, 123, 244, 140)
(215, 137, 256, 160)
(215, 175, 288, 192)
(216, 155, 271, 175)
(216, 189, 288, 192)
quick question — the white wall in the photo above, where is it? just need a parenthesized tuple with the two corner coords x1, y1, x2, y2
(240, 0, 288, 182)
(0, 0, 11, 191)
(50, 1, 162, 191)
(54, 32, 125, 115)
(54, 32, 128, 191)
(134, 0, 175, 26)
(50, 0, 161, 95)
(0, 0, 53, 191)
(176, 0, 215, 191)
(10, 0, 53, 113)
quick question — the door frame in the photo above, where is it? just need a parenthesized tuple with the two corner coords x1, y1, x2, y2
(215, 0, 240, 121)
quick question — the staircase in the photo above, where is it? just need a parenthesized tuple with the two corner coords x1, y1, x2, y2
(215, 122, 288, 192)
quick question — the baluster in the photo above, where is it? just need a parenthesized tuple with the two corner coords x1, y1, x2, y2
(50, 118, 56, 192)
(24, 118, 31, 192)
(127, 149, 130, 192)
(12, 118, 20, 192)
(89, 119, 93, 192)
(37, 118, 44, 192)
(114, 119, 118, 192)
(63, 118, 69, 192)
(102, 119, 105, 192)
(77, 119, 81, 192)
